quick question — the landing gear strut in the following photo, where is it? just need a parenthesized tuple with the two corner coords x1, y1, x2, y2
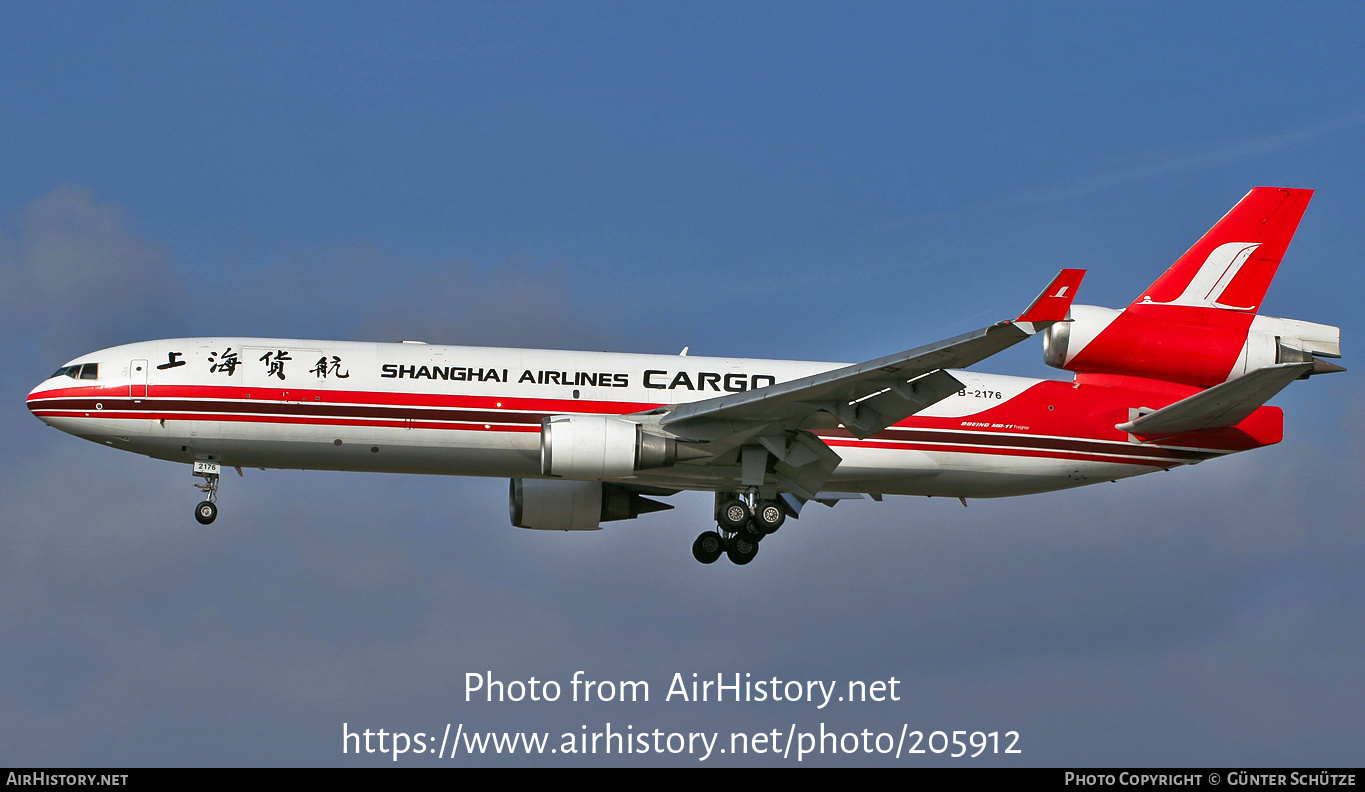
(192, 461, 220, 525)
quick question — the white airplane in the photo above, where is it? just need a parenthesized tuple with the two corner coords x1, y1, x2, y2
(28, 188, 1343, 565)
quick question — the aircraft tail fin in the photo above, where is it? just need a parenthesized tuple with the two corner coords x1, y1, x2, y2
(1132, 187, 1313, 314)
(1045, 187, 1340, 388)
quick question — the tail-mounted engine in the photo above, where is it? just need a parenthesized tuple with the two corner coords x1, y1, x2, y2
(540, 415, 678, 480)
(509, 478, 673, 531)
(1043, 304, 1341, 388)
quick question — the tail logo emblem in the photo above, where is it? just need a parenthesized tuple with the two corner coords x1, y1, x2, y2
(1145, 242, 1260, 310)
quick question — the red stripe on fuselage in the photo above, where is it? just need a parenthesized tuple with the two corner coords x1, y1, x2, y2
(28, 375, 1276, 456)
(825, 426, 1209, 461)
(32, 409, 542, 434)
(823, 438, 1184, 467)
(29, 382, 657, 415)
(33, 405, 1191, 465)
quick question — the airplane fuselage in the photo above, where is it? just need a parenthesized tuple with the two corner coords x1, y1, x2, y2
(23, 188, 1336, 567)
(27, 336, 1275, 500)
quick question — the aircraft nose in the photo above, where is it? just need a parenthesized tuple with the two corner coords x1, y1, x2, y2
(27, 383, 53, 424)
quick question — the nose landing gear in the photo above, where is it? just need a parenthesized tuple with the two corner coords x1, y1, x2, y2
(191, 461, 224, 525)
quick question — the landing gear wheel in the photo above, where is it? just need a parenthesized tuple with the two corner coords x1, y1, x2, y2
(717, 499, 752, 531)
(739, 517, 767, 541)
(727, 536, 759, 565)
(194, 500, 218, 525)
(754, 500, 786, 534)
(692, 531, 724, 564)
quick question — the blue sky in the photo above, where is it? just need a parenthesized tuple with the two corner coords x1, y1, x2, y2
(1, 3, 1362, 765)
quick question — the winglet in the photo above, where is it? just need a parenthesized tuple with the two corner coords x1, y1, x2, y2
(1017, 269, 1086, 324)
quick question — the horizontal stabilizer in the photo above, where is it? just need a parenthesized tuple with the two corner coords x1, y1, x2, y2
(1116, 362, 1312, 435)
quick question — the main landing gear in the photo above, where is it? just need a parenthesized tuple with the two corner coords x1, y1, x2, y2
(691, 492, 788, 566)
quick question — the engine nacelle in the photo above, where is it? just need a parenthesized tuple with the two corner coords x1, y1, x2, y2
(540, 415, 677, 480)
(1042, 304, 1121, 370)
(509, 478, 673, 531)
(1044, 304, 1341, 387)
(1236, 314, 1342, 375)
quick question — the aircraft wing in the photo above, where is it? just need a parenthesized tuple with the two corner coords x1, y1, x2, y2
(658, 269, 1085, 445)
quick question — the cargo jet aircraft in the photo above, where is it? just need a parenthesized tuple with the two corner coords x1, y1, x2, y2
(27, 188, 1343, 565)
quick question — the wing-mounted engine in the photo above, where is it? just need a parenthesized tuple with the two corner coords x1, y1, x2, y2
(540, 415, 680, 480)
(1043, 305, 1342, 387)
(509, 479, 673, 531)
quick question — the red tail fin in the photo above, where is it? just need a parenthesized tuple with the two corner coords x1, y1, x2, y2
(1054, 187, 1326, 388)
(1133, 187, 1312, 314)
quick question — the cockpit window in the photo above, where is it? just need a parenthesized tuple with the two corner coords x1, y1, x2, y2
(50, 363, 98, 380)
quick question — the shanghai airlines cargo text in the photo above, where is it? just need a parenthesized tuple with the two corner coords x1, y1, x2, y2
(379, 363, 777, 392)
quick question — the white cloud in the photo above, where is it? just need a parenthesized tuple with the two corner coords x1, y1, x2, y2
(1, 185, 185, 360)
